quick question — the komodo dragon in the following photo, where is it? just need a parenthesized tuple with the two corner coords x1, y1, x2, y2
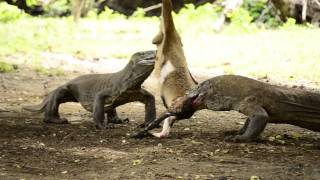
(132, 75, 320, 142)
(23, 51, 156, 129)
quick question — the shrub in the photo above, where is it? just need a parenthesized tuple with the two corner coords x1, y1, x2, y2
(0, 2, 27, 23)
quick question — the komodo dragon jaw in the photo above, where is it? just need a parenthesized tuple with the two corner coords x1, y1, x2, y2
(136, 51, 156, 66)
(137, 59, 155, 66)
(130, 50, 156, 75)
(131, 94, 202, 139)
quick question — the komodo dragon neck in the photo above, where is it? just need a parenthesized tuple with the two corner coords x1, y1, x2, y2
(116, 61, 151, 92)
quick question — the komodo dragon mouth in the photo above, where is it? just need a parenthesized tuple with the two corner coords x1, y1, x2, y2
(137, 59, 155, 66)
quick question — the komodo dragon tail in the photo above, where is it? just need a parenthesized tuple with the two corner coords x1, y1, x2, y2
(22, 95, 49, 113)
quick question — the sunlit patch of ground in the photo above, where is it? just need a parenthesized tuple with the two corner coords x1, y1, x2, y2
(0, 18, 319, 87)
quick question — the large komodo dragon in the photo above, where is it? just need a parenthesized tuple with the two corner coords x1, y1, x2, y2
(153, 0, 197, 109)
(133, 75, 320, 142)
(24, 51, 156, 129)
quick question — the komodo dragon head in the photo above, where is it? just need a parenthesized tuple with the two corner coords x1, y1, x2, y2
(155, 88, 206, 122)
(122, 50, 156, 89)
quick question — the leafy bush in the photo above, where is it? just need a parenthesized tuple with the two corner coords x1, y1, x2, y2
(228, 7, 253, 25)
(98, 6, 126, 20)
(131, 8, 146, 19)
(243, 0, 282, 28)
(0, 2, 27, 23)
(44, 0, 71, 17)
(26, 0, 39, 7)
(282, 18, 296, 29)
(174, 3, 221, 34)
(243, 0, 267, 20)
(178, 3, 220, 22)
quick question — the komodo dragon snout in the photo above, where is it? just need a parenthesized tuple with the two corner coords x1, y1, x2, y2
(134, 50, 156, 66)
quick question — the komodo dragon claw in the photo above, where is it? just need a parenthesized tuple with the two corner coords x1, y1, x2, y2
(129, 130, 152, 139)
(43, 117, 69, 124)
(224, 135, 256, 143)
(110, 117, 129, 124)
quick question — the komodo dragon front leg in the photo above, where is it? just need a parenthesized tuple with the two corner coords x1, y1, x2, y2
(94, 88, 156, 129)
(225, 99, 269, 142)
(104, 89, 156, 127)
(104, 89, 156, 125)
(127, 88, 156, 127)
(93, 90, 116, 129)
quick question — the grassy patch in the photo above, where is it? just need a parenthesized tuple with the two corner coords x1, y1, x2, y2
(33, 65, 65, 76)
(0, 61, 17, 73)
(0, 3, 319, 83)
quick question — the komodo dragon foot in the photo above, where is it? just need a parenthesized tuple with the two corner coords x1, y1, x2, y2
(109, 117, 129, 124)
(224, 130, 241, 136)
(43, 117, 69, 124)
(137, 122, 161, 128)
(95, 122, 116, 129)
(224, 135, 249, 143)
(224, 134, 259, 143)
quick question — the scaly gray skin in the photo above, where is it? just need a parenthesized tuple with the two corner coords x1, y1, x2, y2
(23, 51, 157, 129)
(133, 75, 320, 142)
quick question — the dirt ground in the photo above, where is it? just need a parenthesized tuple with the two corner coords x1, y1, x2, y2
(1, 65, 320, 180)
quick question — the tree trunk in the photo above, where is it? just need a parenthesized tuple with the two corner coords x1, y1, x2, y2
(73, 0, 85, 23)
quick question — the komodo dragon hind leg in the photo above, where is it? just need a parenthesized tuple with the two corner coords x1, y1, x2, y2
(225, 104, 268, 143)
(106, 109, 129, 124)
(44, 86, 76, 124)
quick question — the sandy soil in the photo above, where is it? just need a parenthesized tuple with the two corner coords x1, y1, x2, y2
(1, 65, 320, 180)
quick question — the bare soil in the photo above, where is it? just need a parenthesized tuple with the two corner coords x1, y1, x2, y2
(1, 65, 320, 180)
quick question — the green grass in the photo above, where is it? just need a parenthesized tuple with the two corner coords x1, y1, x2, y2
(0, 5, 319, 84)
(33, 65, 65, 76)
(184, 28, 320, 82)
(0, 61, 16, 73)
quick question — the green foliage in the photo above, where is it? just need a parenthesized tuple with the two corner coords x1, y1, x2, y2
(86, 9, 98, 19)
(281, 18, 296, 29)
(243, 0, 267, 20)
(0, 8, 319, 81)
(0, 61, 16, 73)
(175, 3, 220, 34)
(0, 2, 26, 23)
(228, 7, 254, 30)
(44, 0, 71, 17)
(26, 0, 39, 7)
(226, 0, 281, 29)
(263, 14, 282, 28)
(178, 3, 220, 22)
(131, 8, 146, 19)
(98, 7, 126, 20)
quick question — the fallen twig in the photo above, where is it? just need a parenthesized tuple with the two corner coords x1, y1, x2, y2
(143, 3, 162, 13)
